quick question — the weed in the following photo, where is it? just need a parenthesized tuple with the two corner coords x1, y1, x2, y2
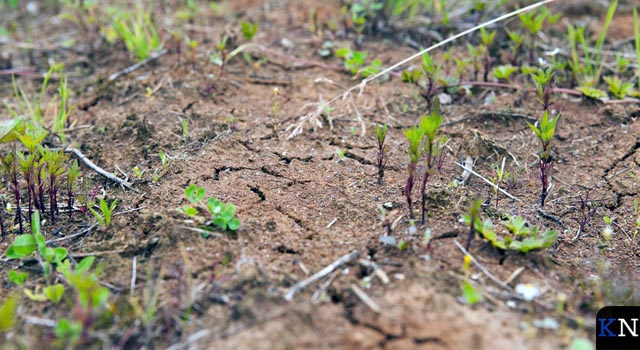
(181, 184, 240, 231)
(403, 125, 423, 220)
(241, 21, 259, 40)
(110, 8, 162, 61)
(530, 67, 554, 112)
(0, 294, 18, 331)
(8, 270, 28, 286)
(528, 110, 560, 207)
(566, 0, 618, 87)
(89, 198, 118, 229)
(132, 166, 144, 179)
(185, 36, 198, 70)
(505, 29, 525, 65)
(464, 213, 557, 253)
(335, 48, 382, 78)
(418, 104, 446, 225)
(479, 27, 495, 82)
(158, 150, 169, 170)
(465, 198, 482, 250)
(40, 147, 66, 223)
(575, 191, 598, 240)
(603, 76, 633, 99)
(461, 254, 483, 305)
(601, 216, 614, 242)
(489, 157, 510, 208)
(374, 123, 387, 184)
(180, 117, 189, 141)
(492, 65, 518, 83)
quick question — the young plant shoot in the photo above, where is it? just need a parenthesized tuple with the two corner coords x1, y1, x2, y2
(418, 103, 446, 225)
(403, 126, 423, 220)
(374, 123, 388, 185)
(528, 110, 560, 207)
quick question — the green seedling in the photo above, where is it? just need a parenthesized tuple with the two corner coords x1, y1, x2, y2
(530, 67, 554, 111)
(601, 216, 614, 242)
(489, 158, 510, 208)
(464, 214, 557, 253)
(420, 52, 442, 107)
(505, 28, 525, 65)
(5, 211, 68, 283)
(89, 198, 118, 229)
(403, 125, 423, 220)
(575, 191, 598, 240)
(464, 198, 482, 250)
(335, 48, 382, 78)
(462, 254, 483, 305)
(111, 8, 162, 61)
(40, 147, 66, 223)
(528, 110, 560, 207)
(479, 27, 495, 82)
(418, 104, 447, 225)
(185, 36, 198, 70)
(374, 123, 388, 185)
(467, 43, 481, 81)
(132, 166, 144, 179)
(397, 240, 410, 252)
(1, 153, 22, 233)
(518, 7, 558, 63)
(180, 117, 189, 140)
(0, 294, 18, 331)
(8, 270, 28, 286)
(567, 0, 618, 87)
(55, 256, 111, 349)
(576, 86, 608, 100)
(604, 76, 633, 99)
(159, 150, 169, 170)
(241, 21, 259, 41)
(615, 54, 630, 76)
(181, 184, 241, 231)
(492, 65, 518, 83)
(67, 160, 80, 218)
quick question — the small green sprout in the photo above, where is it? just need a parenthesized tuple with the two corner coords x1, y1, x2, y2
(90, 198, 118, 229)
(489, 157, 510, 208)
(335, 48, 382, 78)
(403, 125, 424, 220)
(462, 254, 483, 305)
(185, 36, 198, 70)
(374, 123, 388, 185)
(604, 76, 633, 99)
(132, 166, 144, 179)
(492, 65, 518, 83)
(577, 86, 608, 100)
(0, 294, 18, 331)
(8, 270, 28, 286)
(505, 29, 525, 65)
(397, 240, 410, 252)
(181, 184, 241, 232)
(241, 21, 259, 41)
(417, 103, 447, 225)
(159, 151, 169, 170)
(479, 27, 495, 81)
(463, 214, 557, 253)
(601, 216, 614, 242)
(530, 67, 554, 111)
(528, 110, 560, 207)
(111, 9, 162, 61)
(180, 118, 189, 140)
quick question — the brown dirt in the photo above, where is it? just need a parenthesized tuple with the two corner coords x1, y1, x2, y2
(1, 1, 639, 349)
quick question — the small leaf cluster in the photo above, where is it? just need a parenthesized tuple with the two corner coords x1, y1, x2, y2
(109, 8, 162, 61)
(182, 184, 240, 231)
(464, 214, 557, 253)
(335, 48, 382, 78)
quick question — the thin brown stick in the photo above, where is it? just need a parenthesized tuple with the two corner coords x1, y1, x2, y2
(453, 240, 511, 291)
(350, 283, 382, 313)
(63, 147, 137, 191)
(285, 251, 359, 301)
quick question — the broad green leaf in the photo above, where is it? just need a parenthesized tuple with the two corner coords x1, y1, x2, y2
(0, 294, 18, 331)
(462, 281, 483, 305)
(0, 117, 25, 143)
(228, 218, 240, 231)
(44, 284, 65, 304)
(76, 256, 95, 273)
(5, 234, 37, 259)
(8, 270, 28, 286)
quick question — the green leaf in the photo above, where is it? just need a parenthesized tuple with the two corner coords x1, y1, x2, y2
(0, 294, 18, 331)
(76, 256, 95, 273)
(183, 206, 198, 216)
(0, 117, 25, 143)
(228, 218, 241, 231)
(44, 284, 65, 304)
(8, 271, 28, 286)
(53, 247, 68, 263)
(6, 234, 37, 259)
(462, 281, 483, 304)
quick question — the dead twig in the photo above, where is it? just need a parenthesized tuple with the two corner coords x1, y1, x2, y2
(63, 147, 137, 192)
(453, 240, 511, 291)
(45, 222, 99, 244)
(108, 49, 168, 82)
(285, 251, 359, 301)
(350, 283, 382, 313)
(453, 162, 521, 202)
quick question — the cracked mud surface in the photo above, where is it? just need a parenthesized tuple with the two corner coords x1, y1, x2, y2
(1, 1, 640, 349)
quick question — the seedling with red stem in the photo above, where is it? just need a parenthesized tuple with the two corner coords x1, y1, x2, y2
(374, 123, 388, 185)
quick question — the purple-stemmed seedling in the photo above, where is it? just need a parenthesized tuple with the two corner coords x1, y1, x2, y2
(374, 123, 388, 185)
